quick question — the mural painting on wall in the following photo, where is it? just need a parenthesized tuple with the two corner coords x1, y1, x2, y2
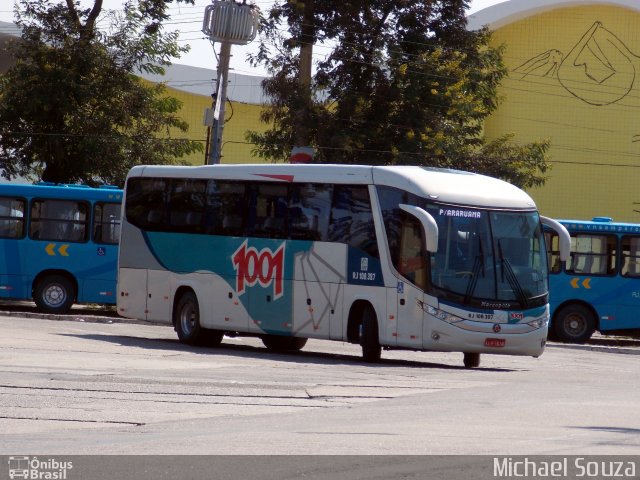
(514, 21, 638, 109)
(512, 20, 640, 217)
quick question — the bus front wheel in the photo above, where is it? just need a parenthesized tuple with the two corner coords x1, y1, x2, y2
(553, 304, 596, 344)
(360, 305, 382, 363)
(34, 275, 75, 314)
(463, 352, 481, 368)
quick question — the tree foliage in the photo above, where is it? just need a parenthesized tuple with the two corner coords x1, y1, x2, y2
(0, 0, 202, 186)
(248, 0, 550, 188)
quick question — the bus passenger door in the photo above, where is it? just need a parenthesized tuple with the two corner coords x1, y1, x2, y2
(117, 268, 148, 320)
(396, 281, 425, 349)
(394, 216, 426, 349)
(79, 242, 119, 305)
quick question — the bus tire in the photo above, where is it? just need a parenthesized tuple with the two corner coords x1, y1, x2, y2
(174, 291, 207, 346)
(205, 329, 224, 347)
(553, 304, 596, 344)
(33, 275, 75, 314)
(360, 305, 381, 363)
(261, 335, 307, 352)
(463, 352, 481, 368)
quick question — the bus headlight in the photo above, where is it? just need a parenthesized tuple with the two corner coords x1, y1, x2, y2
(527, 315, 549, 329)
(426, 305, 464, 324)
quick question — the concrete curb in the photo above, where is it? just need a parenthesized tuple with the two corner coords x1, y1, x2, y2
(0, 309, 169, 327)
(547, 341, 640, 356)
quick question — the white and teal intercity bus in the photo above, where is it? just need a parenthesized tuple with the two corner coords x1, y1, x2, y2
(116, 164, 570, 367)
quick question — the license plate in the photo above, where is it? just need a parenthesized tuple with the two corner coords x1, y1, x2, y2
(484, 338, 505, 348)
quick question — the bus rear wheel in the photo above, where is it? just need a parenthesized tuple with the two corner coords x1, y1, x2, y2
(261, 335, 307, 352)
(174, 291, 215, 346)
(34, 275, 75, 314)
(360, 305, 381, 363)
(553, 304, 596, 344)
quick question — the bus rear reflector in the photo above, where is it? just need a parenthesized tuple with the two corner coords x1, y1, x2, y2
(484, 338, 505, 348)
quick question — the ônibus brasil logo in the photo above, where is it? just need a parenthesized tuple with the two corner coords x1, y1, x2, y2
(232, 240, 285, 300)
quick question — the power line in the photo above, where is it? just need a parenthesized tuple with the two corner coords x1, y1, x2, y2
(3, 5, 639, 167)
(2, 128, 639, 168)
(6, 7, 637, 106)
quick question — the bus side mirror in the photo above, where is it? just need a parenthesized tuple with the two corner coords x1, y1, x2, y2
(399, 204, 438, 253)
(540, 216, 571, 263)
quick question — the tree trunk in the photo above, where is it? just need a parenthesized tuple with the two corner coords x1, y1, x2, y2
(293, 0, 314, 153)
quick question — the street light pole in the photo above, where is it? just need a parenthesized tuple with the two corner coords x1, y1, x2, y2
(202, 0, 259, 165)
(209, 41, 231, 165)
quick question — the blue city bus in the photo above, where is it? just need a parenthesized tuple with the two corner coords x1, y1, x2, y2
(544, 217, 640, 343)
(0, 183, 122, 313)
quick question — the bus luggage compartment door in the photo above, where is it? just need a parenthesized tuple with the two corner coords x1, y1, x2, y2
(117, 268, 148, 320)
(147, 269, 173, 323)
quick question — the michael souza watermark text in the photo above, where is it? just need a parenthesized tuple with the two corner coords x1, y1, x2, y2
(493, 457, 637, 479)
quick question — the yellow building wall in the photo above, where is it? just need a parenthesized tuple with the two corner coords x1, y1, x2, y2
(165, 85, 269, 165)
(485, 5, 640, 222)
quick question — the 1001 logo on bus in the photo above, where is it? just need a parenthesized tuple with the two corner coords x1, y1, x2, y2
(232, 240, 285, 299)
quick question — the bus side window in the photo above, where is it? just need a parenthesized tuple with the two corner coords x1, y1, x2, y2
(30, 199, 88, 243)
(0, 196, 25, 239)
(544, 232, 562, 273)
(621, 235, 640, 277)
(289, 183, 331, 241)
(567, 234, 616, 275)
(125, 178, 167, 230)
(329, 185, 378, 258)
(248, 183, 288, 239)
(167, 179, 207, 234)
(94, 202, 122, 245)
(206, 180, 246, 237)
(376, 185, 405, 270)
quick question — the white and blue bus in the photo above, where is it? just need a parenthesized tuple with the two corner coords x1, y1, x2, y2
(117, 164, 569, 367)
(545, 217, 640, 343)
(0, 183, 122, 313)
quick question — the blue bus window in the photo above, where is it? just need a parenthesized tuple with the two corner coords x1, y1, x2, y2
(0, 197, 25, 239)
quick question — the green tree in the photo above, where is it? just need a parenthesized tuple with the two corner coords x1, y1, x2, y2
(0, 0, 202, 186)
(249, 0, 550, 188)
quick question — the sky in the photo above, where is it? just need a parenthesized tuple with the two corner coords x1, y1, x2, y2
(0, 0, 508, 77)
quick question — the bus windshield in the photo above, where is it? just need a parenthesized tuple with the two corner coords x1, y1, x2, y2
(428, 206, 547, 308)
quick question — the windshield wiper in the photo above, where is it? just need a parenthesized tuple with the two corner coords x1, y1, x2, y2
(463, 237, 485, 305)
(498, 240, 529, 308)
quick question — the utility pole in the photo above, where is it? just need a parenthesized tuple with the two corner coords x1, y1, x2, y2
(202, 0, 259, 165)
